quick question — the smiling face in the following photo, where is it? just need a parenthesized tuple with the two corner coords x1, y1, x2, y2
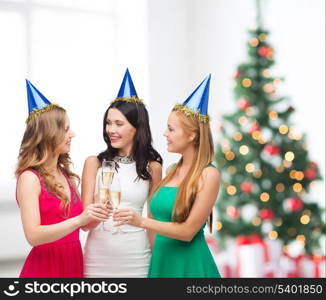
(163, 111, 196, 154)
(106, 107, 136, 155)
(55, 114, 75, 155)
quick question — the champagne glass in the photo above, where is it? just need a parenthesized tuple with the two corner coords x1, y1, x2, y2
(109, 172, 122, 234)
(98, 178, 110, 231)
(102, 159, 113, 186)
(98, 159, 113, 231)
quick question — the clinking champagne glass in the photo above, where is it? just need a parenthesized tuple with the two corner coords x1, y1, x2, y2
(102, 159, 113, 186)
(99, 159, 113, 231)
(98, 178, 110, 231)
(108, 172, 121, 234)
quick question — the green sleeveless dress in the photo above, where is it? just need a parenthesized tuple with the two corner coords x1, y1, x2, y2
(148, 168, 221, 278)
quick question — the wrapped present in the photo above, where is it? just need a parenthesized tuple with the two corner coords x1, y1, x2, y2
(278, 254, 296, 277)
(300, 255, 326, 278)
(280, 253, 326, 278)
(261, 239, 283, 277)
(264, 239, 282, 262)
(206, 235, 218, 253)
(214, 250, 234, 278)
(235, 234, 269, 277)
(206, 236, 234, 277)
(280, 253, 305, 277)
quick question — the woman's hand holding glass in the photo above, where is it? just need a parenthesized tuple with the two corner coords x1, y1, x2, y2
(113, 208, 144, 228)
(78, 202, 110, 227)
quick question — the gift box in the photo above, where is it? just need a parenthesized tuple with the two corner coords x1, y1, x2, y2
(281, 253, 326, 278)
(207, 234, 324, 278)
(206, 236, 234, 277)
(261, 239, 283, 277)
(300, 255, 326, 278)
(235, 234, 269, 277)
(279, 253, 302, 277)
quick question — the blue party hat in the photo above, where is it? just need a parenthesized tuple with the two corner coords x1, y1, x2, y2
(114, 68, 143, 104)
(26, 79, 59, 122)
(174, 74, 211, 123)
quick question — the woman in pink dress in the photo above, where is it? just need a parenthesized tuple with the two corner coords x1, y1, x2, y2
(15, 80, 109, 278)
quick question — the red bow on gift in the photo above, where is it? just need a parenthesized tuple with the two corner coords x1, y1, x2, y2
(283, 253, 326, 277)
(235, 234, 270, 277)
(311, 255, 326, 278)
(236, 234, 270, 261)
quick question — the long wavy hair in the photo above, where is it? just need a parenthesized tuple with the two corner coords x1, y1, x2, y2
(97, 101, 163, 180)
(153, 110, 214, 231)
(15, 106, 79, 217)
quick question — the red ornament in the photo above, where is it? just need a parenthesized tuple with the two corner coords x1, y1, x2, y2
(304, 168, 316, 180)
(283, 197, 303, 213)
(238, 98, 251, 110)
(259, 208, 274, 220)
(250, 123, 260, 133)
(258, 46, 270, 57)
(309, 161, 318, 169)
(234, 70, 241, 79)
(241, 181, 253, 193)
(227, 206, 240, 219)
(263, 144, 280, 156)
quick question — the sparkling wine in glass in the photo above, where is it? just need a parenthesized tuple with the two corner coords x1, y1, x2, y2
(101, 159, 113, 186)
(109, 190, 121, 210)
(109, 172, 122, 234)
(98, 177, 110, 231)
(99, 185, 110, 205)
(98, 159, 113, 231)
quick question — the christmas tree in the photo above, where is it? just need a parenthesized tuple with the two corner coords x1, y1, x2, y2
(214, 2, 325, 256)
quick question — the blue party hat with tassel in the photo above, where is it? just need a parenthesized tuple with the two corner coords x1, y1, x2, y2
(114, 68, 143, 104)
(26, 79, 59, 122)
(174, 74, 211, 123)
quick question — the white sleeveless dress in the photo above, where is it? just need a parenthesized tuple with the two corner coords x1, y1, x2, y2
(83, 161, 151, 277)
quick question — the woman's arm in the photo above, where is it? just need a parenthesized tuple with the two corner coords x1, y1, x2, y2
(114, 167, 220, 242)
(17, 171, 108, 246)
(146, 161, 162, 249)
(81, 156, 107, 231)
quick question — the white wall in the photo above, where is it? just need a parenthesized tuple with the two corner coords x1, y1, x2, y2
(147, 0, 193, 169)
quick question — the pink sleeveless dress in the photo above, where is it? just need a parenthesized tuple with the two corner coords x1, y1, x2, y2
(18, 169, 84, 278)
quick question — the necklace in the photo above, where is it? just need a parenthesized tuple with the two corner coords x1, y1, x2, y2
(113, 155, 135, 164)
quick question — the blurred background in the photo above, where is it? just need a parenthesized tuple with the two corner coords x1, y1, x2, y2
(0, 0, 324, 277)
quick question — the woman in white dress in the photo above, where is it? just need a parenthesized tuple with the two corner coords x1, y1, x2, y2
(82, 69, 162, 277)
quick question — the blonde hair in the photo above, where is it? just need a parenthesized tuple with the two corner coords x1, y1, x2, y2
(15, 106, 79, 217)
(153, 110, 214, 230)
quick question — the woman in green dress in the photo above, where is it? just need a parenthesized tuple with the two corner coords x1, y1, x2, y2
(113, 74, 221, 278)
